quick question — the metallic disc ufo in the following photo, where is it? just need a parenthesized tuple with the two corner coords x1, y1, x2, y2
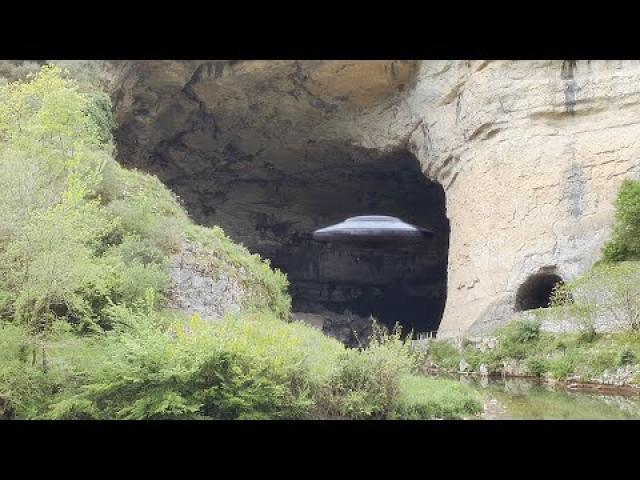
(312, 215, 433, 243)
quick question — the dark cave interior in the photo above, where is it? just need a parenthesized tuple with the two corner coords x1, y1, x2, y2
(160, 143, 450, 333)
(515, 272, 564, 312)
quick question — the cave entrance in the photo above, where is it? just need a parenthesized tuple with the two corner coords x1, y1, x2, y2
(137, 139, 450, 340)
(201, 145, 451, 339)
(112, 60, 448, 343)
(515, 273, 564, 312)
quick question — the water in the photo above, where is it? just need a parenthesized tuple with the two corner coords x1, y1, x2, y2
(459, 376, 640, 420)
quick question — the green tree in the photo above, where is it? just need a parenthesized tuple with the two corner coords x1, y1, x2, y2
(603, 179, 640, 262)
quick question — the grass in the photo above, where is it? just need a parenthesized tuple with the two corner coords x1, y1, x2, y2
(393, 375, 482, 419)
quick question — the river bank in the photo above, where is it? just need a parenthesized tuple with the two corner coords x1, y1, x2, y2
(459, 376, 640, 420)
(423, 367, 640, 396)
(419, 317, 640, 397)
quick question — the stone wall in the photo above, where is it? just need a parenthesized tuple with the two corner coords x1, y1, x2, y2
(406, 60, 640, 337)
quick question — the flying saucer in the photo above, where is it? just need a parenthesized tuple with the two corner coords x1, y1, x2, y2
(312, 215, 432, 243)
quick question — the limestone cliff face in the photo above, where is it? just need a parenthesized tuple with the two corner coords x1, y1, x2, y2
(406, 60, 640, 336)
(106, 60, 640, 337)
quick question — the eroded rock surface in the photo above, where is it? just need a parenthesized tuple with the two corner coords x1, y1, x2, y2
(406, 60, 640, 336)
(166, 241, 245, 320)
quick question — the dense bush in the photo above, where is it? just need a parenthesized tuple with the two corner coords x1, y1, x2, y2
(0, 65, 176, 332)
(0, 65, 290, 333)
(47, 309, 319, 420)
(508, 318, 541, 344)
(525, 357, 549, 377)
(619, 348, 636, 366)
(425, 339, 461, 370)
(488, 319, 544, 360)
(548, 354, 575, 380)
(548, 262, 640, 333)
(314, 324, 418, 419)
(603, 179, 640, 262)
(0, 321, 96, 418)
(1, 311, 479, 420)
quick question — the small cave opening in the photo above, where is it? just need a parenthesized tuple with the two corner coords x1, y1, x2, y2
(515, 272, 564, 312)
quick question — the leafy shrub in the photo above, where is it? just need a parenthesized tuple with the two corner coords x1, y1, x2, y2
(563, 262, 640, 332)
(489, 319, 544, 360)
(548, 355, 576, 380)
(577, 323, 598, 344)
(426, 339, 461, 370)
(510, 319, 541, 343)
(315, 324, 418, 419)
(0, 64, 290, 334)
(85, 90, 115, 147)
(526, 357, 549, 377)
(603, 179, 640, 262)
(0, 321, 90, 418)
(587, 350, 619, 375)
(40, 313, 480, 421)
(618, 348, 636, 366)
(45, 309, 321, 420)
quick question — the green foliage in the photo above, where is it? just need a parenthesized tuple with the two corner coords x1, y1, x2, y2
(0, 64, 290, 333)
(488, 319, 544, 361)
(392, 375, 482, 420)
(547, 355, 576, 380)
(459, 324, 640, 381)
(587, 349, 619, 374)
(315, 324, 417, 419)
(507, 318, 541, 344)
(425, 339, 461, 370)
(85, 91, 115, 148)
(462, 345, 499, 372)
(559, 262, 640, 331)
(619, 348, 636, 366)
(526, 357, 549, 377)
(0, 309, 480, 420)
(0, 321, 94, 418)
(39, 309, 318, 420)
(603, 179, 640, 262)
(0, 66, 134, 330)
(29, 312, 477, 420)
(3, 195, 115, 331)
